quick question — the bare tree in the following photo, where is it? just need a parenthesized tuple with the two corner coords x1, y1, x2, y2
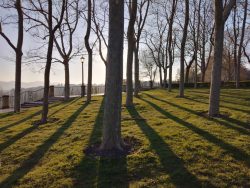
(126, 0, 137, 107)
(167, 0, 178, 91)
(140, 49, 157, 89)
(208, 0, 235, 117)
(134, 0, 150, 97)
(100, 0, 124, 151)
(0, 0, 23, 112)
(23, 0, 66, 123)
(179, 0, 189, 97)
(85, 0, 93, 103)
(236, 0, 248, 88)
(54, 0, 81, 101)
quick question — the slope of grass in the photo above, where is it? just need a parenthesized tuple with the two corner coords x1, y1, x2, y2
(0, 89, 249, 187)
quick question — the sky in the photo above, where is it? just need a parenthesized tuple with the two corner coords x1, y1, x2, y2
(0, 1, 181, 90)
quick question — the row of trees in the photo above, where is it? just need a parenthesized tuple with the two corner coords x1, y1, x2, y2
(0, 0, 249, 150)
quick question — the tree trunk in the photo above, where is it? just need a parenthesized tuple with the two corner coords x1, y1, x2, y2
(179, 0, 189, 97)
(134, 45, 140, 97)
(14, 0, 23, 113)
(236, 0, 247, 88)
(64, 61, 70, 101)
(41, 35, 54, 123)
(208, 1, 224, 117)
(163, 69, 167, 88)
(126, 0, 137, 106)
(85, 0, 92, 103)
(168, 65, 172, 91)
(185, 65, 191, 83)
(100, 0, 124, 151)
(159, 66, 163, 87)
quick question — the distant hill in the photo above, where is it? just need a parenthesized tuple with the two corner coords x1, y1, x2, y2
(0, 81, 60, 91)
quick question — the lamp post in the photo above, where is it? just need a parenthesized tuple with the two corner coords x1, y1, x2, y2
(80, 56, 85, 97)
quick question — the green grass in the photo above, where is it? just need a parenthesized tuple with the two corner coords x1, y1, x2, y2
(0, 89, 249, 187)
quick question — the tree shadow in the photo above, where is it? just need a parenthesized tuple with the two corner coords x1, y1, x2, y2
(0, 112, 15, 119)
(97, 156, 128, 188)
(0, 98, 81, 153)
(127, 105, 204, 187)
(145, 94, 250, 135)
(48, 97, 80, 117)
(182, 95, 250, 114)
(139, 96, 250, 167)
(73, 98, 128, 188)
(0, 102, 88, 187)
(186, 92, 250, 108)
(0, 102, 61, 133)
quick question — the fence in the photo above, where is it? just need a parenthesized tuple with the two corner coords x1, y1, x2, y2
(0, 82, 160, 109)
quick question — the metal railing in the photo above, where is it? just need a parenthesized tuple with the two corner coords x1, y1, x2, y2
(0, 82, 157, 109)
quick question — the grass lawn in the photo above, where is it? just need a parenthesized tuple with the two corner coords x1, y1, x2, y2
(0, 89, 249, 187)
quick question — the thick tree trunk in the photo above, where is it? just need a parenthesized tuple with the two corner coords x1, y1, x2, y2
(179, 0, 189, 97)
(126, 0, 137, 106)
(14, 0, 23, 113)
(208, 1, 224, 117)
(100, 0, 124, 151)
(64, 61, 70, 101)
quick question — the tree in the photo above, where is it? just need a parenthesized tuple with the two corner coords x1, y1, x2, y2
(134, 0, 150, 97)
(167, 0, 178, 92)
(85, 0, 93, 103)
(236, 0, 248, 88)
(54, 0, 81, 101)
(126, 0, 137, 107)
(0, 0, 23, 113)
(100, 0, 124, 151)
(23, 0, 66, 123)
(140, 49, 157, 89)
(208, 0, 235, 117)
(179, 0, 189, 97)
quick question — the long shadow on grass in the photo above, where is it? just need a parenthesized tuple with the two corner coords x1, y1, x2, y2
(127, 105, 203, 187)
(145, 94, 250, 134)
(185, 92, 250, 108)
(183, 95, 250, 115)
(0, 98, 81, 153)
(139, 96, 250, 167)
(73, 99, 128, 188)
(0, 102, 61, 133)
(0, 112, 15, 119)
(0, 102, 88, 188)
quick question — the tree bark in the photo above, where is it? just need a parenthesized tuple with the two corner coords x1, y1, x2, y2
(85, 0, 93, 103)
(134, 44, 140, 97)
(64, 61, 70, 101)
(208, 0, 235, 117)
(126, 0, 137, 106)
(100, 0, 124, 151)
(159, 66, 163, 87)
(236, 0, 247, 88)
(168, 65, 172, 91)
(179, 0, 189, 97)
(14, 0, 23, 113)
(41, 0, 65, 123)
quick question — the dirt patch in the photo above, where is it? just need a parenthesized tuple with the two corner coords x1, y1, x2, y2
(84, 136, 143, 158)
(197, 111, 231, 119)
